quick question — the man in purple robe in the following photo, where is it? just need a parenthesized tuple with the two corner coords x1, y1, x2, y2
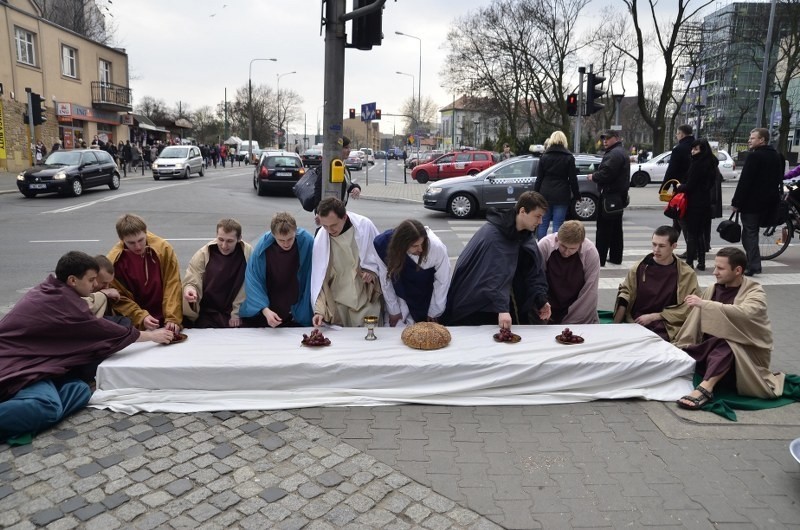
(0, 251, 173, 443)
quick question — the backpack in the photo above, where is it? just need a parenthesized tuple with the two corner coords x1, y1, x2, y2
(293, 169, 318, 212)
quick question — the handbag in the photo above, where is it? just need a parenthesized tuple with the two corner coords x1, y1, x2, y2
(658, 179, 680, 202)
(717, 212, 742, 243)
(293, 168, 319, 212)
(663, 192, 688, 220)
(602, 193, 626, 216)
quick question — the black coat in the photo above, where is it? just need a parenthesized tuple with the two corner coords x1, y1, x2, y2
(664, 135, 694, 184)
(676, 153, 716, 231)
(592, 141, 630, 198)
(533, 145, 579, 205)
(731, 145, 784, 215)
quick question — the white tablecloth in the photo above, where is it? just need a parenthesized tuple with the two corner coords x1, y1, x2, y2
(89, 324, 695, 413)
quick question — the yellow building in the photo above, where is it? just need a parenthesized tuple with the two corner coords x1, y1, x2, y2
(0, 0, 131, 171)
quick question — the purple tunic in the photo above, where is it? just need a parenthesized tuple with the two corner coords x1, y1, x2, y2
(545, 249, 585, 324)
(195, 245, 246, 328)
(265, 243, 300, 323)
(684, 284, 741, 380)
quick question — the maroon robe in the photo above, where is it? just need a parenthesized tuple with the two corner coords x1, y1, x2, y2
(632, 259, 678, 340)
(545, 249, 585, 324)
(194, 245, 247, 328)
(0, 275, 140, 401)
(114, 248, 164, 322)
(265, 243, 300, 323)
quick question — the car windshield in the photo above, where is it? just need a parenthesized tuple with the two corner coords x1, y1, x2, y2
(159, 147, 189, 159)
(266, 156, 301, 169)
(44, 151, 81, 166)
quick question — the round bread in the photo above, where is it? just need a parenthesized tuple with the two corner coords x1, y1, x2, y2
(401, 322, 451, 350)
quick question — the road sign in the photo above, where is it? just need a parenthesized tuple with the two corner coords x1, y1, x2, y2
(361, 102, 376, 122)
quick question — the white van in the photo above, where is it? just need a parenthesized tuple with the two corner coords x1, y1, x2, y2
(359, 148, 375, 165)
(240, 141, 261, 164)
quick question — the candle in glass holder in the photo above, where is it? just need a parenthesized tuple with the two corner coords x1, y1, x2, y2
(364, 315, 378, 340)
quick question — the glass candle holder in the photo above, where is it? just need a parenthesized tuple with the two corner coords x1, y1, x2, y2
(364, 315, 378, 340)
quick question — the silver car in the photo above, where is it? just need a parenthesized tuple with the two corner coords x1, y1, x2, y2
(422, 154, 601, 220)
(152, 145, 205, 180)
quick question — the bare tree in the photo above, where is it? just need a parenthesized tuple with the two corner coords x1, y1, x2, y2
(772, 0, 800, 156)
(228, 84, 277, 145)
(191, 106, 222, 145)
(135, 96, 171, 125)
(399, 96, 439, 134)
(36, 0, 118, 45)
(618, 0, 714, 155)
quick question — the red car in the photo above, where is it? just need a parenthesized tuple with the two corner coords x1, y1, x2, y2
(411, 149, 499, 184)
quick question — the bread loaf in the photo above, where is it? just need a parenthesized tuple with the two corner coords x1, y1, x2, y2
(401, 322, 451, 350)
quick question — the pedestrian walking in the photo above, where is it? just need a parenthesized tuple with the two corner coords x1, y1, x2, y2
(534, 131, 579, 240)
(676, 139, 717, 271)
(588, 130, 630, 266)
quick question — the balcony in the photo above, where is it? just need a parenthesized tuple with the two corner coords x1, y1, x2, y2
(91, 81, 133, 111)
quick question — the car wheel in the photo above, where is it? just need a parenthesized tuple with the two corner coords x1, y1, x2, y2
(71, 178, 84, 197)
(199, 165, 205, 177)
(21, 190, 37, 198)
(573, 193, 598, 221)
(153, 174, 160, 181)
(109, 172, 121, 190)
(468, 169, 479, 176)
(184, 168, 191, 180)
(631, 171, 650, 187)
(257, 182, 268, 196)
(416, 170, 429, 184)
(448, 193, 477, 219)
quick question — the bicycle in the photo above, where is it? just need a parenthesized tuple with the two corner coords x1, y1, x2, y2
(759, 181, 800, 260)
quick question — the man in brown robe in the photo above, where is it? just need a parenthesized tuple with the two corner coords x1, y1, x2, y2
(614, 225, 699, 341)
(674, 247, 785, 409)
(0, 252, 172, 442)
(182, 219, 253, 328)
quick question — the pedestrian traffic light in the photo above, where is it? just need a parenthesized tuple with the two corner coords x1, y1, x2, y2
(584, 73, 605, 116)
(375, 109, 381, 120)
(349, 108, 356, 120)
(351, 0, 384, 50)
(30, 92, 47, 125)
(566, 93, 578, 116)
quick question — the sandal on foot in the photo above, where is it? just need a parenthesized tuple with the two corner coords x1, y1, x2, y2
(677, 385, 713, 410)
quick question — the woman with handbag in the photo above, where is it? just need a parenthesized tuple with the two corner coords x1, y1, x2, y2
(534, 131, 579, 240)
(676, 139, 718, 270)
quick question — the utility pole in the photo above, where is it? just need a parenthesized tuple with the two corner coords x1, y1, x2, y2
(573, 67, 585, 153)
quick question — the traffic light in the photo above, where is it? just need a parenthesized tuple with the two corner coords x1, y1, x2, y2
(30, 92, 47, 125)
(566, 93, 578, 116)
(351, 0, 383, 50)
(584, 73, 605, 116)
(349, 108, 356, 120)
(375, 109, 381, 120)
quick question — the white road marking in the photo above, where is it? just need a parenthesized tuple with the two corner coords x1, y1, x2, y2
(30, 239, 100, 243)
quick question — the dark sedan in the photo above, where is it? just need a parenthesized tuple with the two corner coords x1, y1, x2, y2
(301, 148, 323, 168)
(17, 149, 121, 198)
(253, 151, 306, 196)
(422, 154, 600, 220)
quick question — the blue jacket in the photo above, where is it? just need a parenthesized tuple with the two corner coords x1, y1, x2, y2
(240, 228, 314, 325)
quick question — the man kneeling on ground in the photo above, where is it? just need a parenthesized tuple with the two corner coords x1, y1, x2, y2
(0, 251, 173, 443)
(673, 247, 785, 410)
(614, 225, 699, 341)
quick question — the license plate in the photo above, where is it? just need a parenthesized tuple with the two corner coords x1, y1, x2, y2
(276, 172, 292, 177)
(30, 184, 47, 190)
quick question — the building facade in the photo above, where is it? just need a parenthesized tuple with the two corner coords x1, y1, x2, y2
(0, 0, 131, 172)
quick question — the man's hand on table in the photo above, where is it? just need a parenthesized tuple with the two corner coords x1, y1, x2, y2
(498, 312, 512, 329)
(388, 313, 402, 327)
(164, 321, 181, 334)
(142, 315, 160, 330)
(312, 313, 325, 327)
(537, 303, 552, 322)
(140, 328, 174, 344)
(263, 308, 283, 328)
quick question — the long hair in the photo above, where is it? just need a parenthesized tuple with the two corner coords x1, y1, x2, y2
(386, 220, 428, 281)
(691, 138, 719, 168)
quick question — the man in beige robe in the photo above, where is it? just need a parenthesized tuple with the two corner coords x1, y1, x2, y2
(311, 198, 382, 327)
(674, 247, 784, 409)
(614, 226, 699, 341)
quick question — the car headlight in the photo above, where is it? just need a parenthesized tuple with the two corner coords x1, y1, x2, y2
(17, 173, 25, 181)
(426, 187, 443, 196)
(174, 163, 184, 169)
(152, 163, 159, 169)
(53, 171, 67, 180)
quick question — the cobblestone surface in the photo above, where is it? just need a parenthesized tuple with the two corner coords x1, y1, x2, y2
(1, 409, 501, 529)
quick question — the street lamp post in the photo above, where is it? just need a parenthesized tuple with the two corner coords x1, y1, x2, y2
(694, 104, 706, 138)
(396, 71, 415, 138)
(249, 58, 277, 163)
(277, 71, 297, 149)
(396, 31, 421, 159)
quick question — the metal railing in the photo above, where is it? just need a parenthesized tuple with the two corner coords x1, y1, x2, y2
(91, 81, 132, 109)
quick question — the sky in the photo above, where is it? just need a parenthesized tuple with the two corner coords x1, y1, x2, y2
(110, 0, 492, 137)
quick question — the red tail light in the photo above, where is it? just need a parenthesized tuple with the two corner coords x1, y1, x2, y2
(259, 166, 268, 178)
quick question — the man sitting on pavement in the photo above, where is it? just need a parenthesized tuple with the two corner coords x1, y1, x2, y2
(182, 219, 253, 328)
(373, 219, 451, 326)
(0, 251, 173, 443)
(674, 247, 785, 409)
(537, 220, 600, 324)
(311, 198, 382, 327)
(614, 225, 699, 341)
(107, 214, 183, 333)
(240, 212, 314, 328)
(444, 191, 551, 328)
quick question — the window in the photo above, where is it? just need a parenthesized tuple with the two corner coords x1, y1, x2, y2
(455, 153, 471, 163)
(62, 46, 77, 77)
(473, 153, 489, 161)
(99, 60, 111, 84)
(15, 27, 36, 66)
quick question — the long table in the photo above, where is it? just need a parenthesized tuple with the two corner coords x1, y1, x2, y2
(89, 324, 695, 413)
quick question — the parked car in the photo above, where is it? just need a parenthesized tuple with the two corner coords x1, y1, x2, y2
(17, 149, 121, 198)
(375, 150, 387, 159)
(152, 145, 205, 180)
(345, 154, 364, 171)
(422, 154, 600, 220)
(629, 149, 737, 187)
(302, 148, 323, 168)
(252, 150, 306, 196)
(412, 149, 500, 184)
(387, 148, 404, 160)
(359, 148, 375, 165)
